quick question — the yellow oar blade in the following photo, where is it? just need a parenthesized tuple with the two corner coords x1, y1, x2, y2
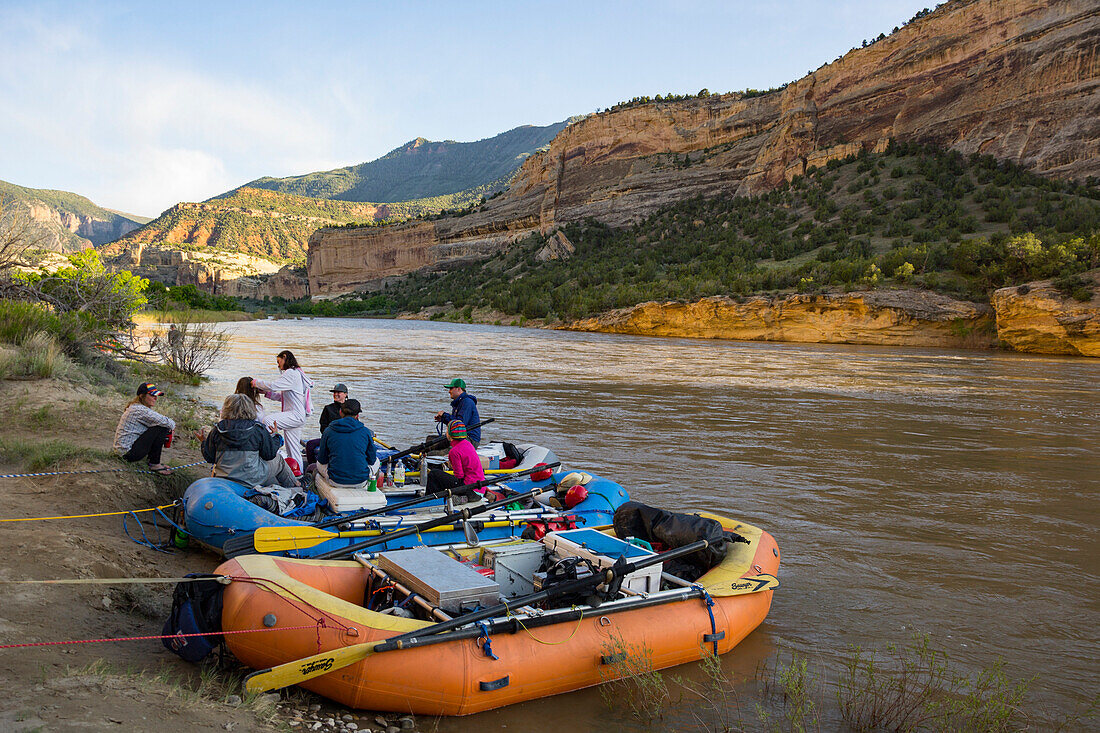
(252, 520, 526, 554)
(252, 525, 340, 553)
(244, 642, 377, 693)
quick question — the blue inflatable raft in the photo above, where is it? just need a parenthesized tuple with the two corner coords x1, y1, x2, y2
(182, 470, 630, 558)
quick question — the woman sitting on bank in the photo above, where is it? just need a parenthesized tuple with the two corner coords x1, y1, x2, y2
(113, 382, 176, 475)
(201, 394, 298, 488)
(427, 421, 490, 501)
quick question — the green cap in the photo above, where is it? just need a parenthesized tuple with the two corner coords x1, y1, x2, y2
(445, 378, 466, 389)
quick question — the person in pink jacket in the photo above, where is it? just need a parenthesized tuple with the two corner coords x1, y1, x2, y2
(427, 421, 487, 500)
(252, 349, 313, 475)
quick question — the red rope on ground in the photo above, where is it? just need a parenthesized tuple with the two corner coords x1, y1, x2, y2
(0, 624, 321, 649)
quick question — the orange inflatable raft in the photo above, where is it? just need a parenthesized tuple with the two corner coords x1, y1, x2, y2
(217, 512, 780, 716)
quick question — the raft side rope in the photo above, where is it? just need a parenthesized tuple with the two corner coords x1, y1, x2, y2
(0, 574, 357, 654)
(0, 460, 207, 480)
(475, 621, 499, 660)
(505, 607, 585, 646)
(0, 624, 321, 650)
(0, 575, 230, 585)
(1, 503, 179, 523)
(696, 585, 720, 656)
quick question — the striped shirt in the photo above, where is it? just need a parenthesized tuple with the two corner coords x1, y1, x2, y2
(113, 404, 176, 454)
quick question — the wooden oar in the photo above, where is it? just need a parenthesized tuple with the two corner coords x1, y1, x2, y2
(244, 544, 777, 694)
(311, 484, 552, 560)
(253, 519, 532, 553)
(222, 460, 558, 558)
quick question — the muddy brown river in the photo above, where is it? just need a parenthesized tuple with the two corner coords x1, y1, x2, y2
(196, 317, 1099, 730)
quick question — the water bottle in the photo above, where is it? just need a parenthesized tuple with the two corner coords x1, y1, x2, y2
(394, 461, 405, 487)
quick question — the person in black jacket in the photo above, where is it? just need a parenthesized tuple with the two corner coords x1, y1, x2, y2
(319, 383, 348, 433)
(306, 383, 349, 467)
(202, 394, 298, 487)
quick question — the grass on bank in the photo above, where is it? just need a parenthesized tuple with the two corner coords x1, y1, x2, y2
(598, 633, 1097, 732)
(0, 435, 113, 472)
(133, 309, 257, 324)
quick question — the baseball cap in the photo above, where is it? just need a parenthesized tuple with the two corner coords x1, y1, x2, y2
(137, 382, 164, 397)
(341, 399, 362, 415)
(331, 383, 348, 393)
(445, 378, 466, 389)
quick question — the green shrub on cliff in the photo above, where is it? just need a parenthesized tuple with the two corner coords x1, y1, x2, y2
(378, 144, 1100, 321)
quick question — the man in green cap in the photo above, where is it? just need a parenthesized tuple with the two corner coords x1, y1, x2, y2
(434, 378, 481, 446)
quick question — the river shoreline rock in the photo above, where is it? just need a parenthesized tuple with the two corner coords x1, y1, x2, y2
(563, 281, 1100, 357)
(563, 290, 997, 350)
(990, 270, 1100, 357)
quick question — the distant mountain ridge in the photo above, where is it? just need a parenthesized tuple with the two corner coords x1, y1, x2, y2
(0, 179, 148, 253)
(230, 121, 569, 203)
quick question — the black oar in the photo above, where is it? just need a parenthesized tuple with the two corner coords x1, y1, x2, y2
(385, 418, 496, 464)
(313, 481, 555, 560)
(222, 458, 558, 558)
(244, 540, 722, 693)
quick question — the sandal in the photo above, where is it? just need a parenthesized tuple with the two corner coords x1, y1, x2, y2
(149, 465, 174, 476)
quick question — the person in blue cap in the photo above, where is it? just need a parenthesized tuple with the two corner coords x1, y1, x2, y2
(434, 378, 481, 447)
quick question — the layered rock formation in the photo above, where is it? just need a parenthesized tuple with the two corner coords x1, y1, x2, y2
(1, 179, 145, 253)
(105, 243, 307, 300)
(22, 202, 141, 251)
(990, 269, 1100, 356)
(309, 0, 1100, 296)
(565, 291, 996, 350)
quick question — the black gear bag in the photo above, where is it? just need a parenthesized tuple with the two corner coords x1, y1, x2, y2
(162, 573, 226, 663)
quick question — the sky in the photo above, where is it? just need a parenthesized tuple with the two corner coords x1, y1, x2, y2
(0, 1, 936, 217)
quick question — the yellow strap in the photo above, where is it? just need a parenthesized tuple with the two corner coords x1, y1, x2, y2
(0, 503, 177, 523)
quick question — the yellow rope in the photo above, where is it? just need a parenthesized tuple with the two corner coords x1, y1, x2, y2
(0, 503, 177, 523)
(506, 607, 585, 645)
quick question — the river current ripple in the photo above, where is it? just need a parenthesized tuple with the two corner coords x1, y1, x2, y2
(193, 317, 1099, 729)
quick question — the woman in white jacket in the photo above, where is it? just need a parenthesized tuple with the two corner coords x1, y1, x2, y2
(252, 350, 313, 474)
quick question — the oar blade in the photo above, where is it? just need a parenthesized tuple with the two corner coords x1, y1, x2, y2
(253, 525, 340, 553)
(222, 532, 257, 558)
(244, 642, 377, 694)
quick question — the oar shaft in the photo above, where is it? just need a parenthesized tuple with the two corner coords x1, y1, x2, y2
(387, 418, 495, 461)
(312, 458, 556, 531)
(314, 485, 548, 559)
(373, 540, 711, 652)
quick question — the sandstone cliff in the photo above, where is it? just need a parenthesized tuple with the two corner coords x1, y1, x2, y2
(990, 269, 1100, 356)
(564, 291, 997, 350)
(308, 0, 1100, 296)
(104, 243, 307, 300)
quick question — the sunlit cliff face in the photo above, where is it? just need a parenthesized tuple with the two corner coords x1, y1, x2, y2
(307, 0, 1100, 297)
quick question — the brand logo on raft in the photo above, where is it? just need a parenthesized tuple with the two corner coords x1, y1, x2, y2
(730, 575, 777, 592)
(300, 658, 335, 675)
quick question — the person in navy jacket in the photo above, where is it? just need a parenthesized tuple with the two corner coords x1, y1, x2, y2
(434, 378, 481, 447)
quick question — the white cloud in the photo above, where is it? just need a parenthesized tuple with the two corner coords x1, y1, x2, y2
(112, 147, 231, 217)
(0, 7, 362, 214)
